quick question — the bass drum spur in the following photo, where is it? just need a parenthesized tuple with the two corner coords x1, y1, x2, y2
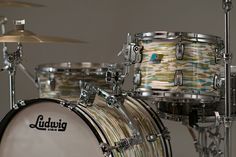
(0, 96, 172, 157)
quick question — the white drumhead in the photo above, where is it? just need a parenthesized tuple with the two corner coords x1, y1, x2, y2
(0, 100, 104, 157)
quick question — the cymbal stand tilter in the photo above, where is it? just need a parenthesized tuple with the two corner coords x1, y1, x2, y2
(222, 0, 233, 157)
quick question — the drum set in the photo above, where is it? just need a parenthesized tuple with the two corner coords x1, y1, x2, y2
(0, 0, 234, 157)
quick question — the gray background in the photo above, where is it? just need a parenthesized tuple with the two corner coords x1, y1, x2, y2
(0, 0, 235, 156)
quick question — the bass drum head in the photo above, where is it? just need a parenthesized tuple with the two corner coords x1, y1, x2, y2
(0, 99, 105, 157)
(0, 97, 171, 157)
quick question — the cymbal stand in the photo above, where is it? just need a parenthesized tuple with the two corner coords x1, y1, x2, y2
(0, 16, 16, 110)
(0, 19, 39, 109)
(2, 42, 23, 109)
(222, 0, 233, 157)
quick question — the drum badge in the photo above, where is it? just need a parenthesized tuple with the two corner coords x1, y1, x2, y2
(29, 115, 67, 132)
(150, 53, 163, 63)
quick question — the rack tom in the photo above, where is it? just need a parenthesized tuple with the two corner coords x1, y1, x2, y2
(156, 66, 236, 123)
(35, 62, 121, 101)
(133, 31, 224, 103)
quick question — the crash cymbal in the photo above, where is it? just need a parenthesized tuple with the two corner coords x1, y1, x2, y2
(0, 30, 86, 43)
(0, 20, 86, 43)
(0, 1, 44, 7)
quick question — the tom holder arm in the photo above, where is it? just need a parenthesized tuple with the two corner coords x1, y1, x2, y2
(118, 33, 143, 77)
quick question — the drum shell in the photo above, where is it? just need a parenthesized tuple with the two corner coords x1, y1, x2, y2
(0, 97, 172, 157)
(35, 62, 119, 101)
(134, 31, 224, 102)
(156, 66, 236, 123)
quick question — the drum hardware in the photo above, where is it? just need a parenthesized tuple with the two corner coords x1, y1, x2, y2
(174, 70, 183, 86)
(213, 74, 223, 90)
(118, 33, 143, 81)
(186, 112, 224, 157)
(12, 99, 27, 109)
(79, 83, 143, 152)
(222, 0, 233, 156)
(79, 81, 97, 106)
(146, 134, 160, 142)
(79, 82, 119, 108)
(46, 75, 56, 91)
(175, 42, 185, 60)
(100, 136, 140, 156)
(105, 64, 124, 95)
(133, 69, 141, 86)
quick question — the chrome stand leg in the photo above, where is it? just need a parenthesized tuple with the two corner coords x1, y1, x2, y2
(199, 128, 209, 157)
(9, 67, 16, 109)
(187, 112, 223, 157)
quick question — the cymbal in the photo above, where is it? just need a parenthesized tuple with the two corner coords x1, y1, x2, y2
(0, 29, 86, 43)
(0, 1, 44, 7)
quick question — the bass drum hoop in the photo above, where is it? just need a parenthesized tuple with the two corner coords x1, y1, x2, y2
(0, 98, 112, 157)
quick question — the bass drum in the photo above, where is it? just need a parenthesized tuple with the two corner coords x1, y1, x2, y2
(0, 97, 172, 157)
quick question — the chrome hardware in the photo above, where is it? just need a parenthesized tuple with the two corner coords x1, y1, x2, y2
(175, 42, 185, 60)
(79, 82, 97, 106)
(174, 70, 183, 86)
(222, 0, 232, 12)
(4, 43, 23, 67)
(59, 100, 68, 107)
(47, 76, 56, 91)
(118, 35, 143, 64)
(214, 111, 221, 126)
(223, 117, 233, 128)
(100, 137, 142, 155)
(213, 74, 222, 90)
(115, 138, 134, 152)
(146, 134, 159, 142)
(215, 47, 223, 64)
(161, 127, 171, 140)
(79, 83, 142, 149)
(13, 99, 26, 109)
(133, 69, 141, 86)
(118, 33, 143, 78)
(100, 143, 114, 157)
(105, 65, 124, 94)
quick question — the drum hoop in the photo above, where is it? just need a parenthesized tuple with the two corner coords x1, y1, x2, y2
(134, 88, 220, 103)
(0, 98, 111, 156)
(35, 62, 121, 74)
(157, 109, 235, 123)
(134, 31, 224, 46)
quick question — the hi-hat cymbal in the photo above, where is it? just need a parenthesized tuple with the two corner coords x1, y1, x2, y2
(0, 1, 44, 7)
(0, 29, 86, 43)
